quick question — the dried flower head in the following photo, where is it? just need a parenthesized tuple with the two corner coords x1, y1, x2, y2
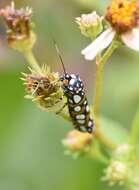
(63, 130, 93, 154)
(23, 66, 66, 113)
(81, 0, 139, 61)
(76, 11, 103, 38)
(0, 2, 36, 52)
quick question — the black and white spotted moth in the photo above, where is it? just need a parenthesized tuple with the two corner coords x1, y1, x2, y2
(60, 73, 94, 133)
(54, 41, 94, 133)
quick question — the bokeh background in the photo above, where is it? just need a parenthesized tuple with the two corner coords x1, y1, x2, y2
(0, 0, 139, 190)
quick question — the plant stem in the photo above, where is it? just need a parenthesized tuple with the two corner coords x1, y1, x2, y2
(95, 124, 116, 150)
(89, 141, 109, 164)
(93, 54, 104, 116)
(23, 50, 42, 74)
(93, 41, 117, 117)
(93, 41, 117, 149)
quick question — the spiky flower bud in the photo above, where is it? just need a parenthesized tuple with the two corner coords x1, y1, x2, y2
(76, 11, 103, 39)
(0, 2, 36, 52)
(22, 66, 66, 113)
(62, 130, 93, 157)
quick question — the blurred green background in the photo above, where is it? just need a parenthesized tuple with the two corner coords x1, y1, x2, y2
(0, 0, 139, 189)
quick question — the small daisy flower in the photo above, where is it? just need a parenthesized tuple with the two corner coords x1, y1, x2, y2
(81, 0, 139, 61)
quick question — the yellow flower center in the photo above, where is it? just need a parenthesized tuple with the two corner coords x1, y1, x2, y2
(105, 0, 139, 33)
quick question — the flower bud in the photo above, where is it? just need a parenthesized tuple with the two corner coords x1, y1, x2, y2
(76, 11, 103, 39)
(62, 130, 93, 156)
(0, 2, 36, 52)
(102, 161, 128, 186)
(23, 66, 65, 113)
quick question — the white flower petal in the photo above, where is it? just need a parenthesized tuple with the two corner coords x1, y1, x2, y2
(121, 28, 139, 51)
(81, 28, 115, 60)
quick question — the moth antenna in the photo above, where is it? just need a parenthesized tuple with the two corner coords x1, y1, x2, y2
(53, 39, 67, 75)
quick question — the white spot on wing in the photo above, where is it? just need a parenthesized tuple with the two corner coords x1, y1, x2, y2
(84, 100, 87, 105)
(73, 95, 81, 103)
(76, 83, 79, 87)
(69, 87, 73, 91)
(74, 106, 81, 112)
(86, 105, 89, 112)
(76, 114, 85, 120)
(79, 126, 87, 132)
(77, 120, 85, 124)
(70, 74, 76, 79)
(69, 79, 76, 85)
(69, 99, 73, 104)
(88, 121, 93, 127)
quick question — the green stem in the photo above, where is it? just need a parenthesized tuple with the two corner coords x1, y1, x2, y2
(130, 106, 139, 150)
(95, 125, 116, 150)
(93, 41, 118, 150)
(93, 55, 104, 116)
(100, 41, 117, 65)
(89, 141, 109, 165)
(23, 50, 42, 74)
(93, 41, 117, 117)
